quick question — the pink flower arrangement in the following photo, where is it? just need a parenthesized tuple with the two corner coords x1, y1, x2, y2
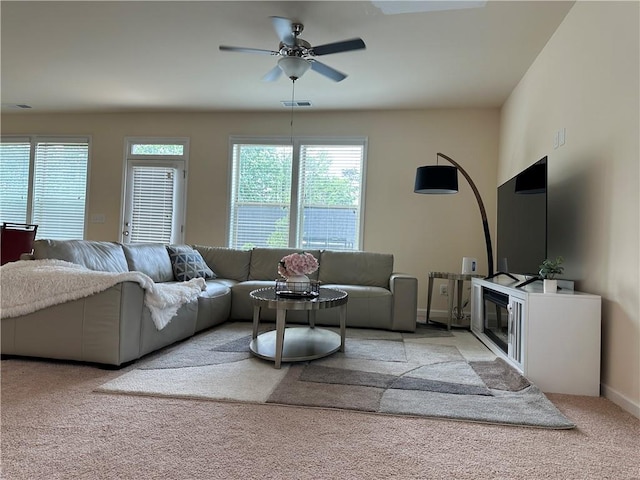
(278, 252, 319, 278)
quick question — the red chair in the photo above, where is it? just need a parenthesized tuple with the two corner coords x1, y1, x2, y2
(1, 223, 38, 265)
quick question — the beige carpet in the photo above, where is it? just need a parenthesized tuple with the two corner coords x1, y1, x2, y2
(96, 322, 574, 429)
(2, 328, 639, 479)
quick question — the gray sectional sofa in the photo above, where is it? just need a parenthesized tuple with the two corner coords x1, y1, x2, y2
(0, 240, 418, 366)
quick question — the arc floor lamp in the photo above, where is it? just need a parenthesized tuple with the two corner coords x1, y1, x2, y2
(414, 152, 494, 278)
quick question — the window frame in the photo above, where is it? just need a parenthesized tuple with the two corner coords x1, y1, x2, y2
(0, 135, 91, 240)
(227, 136, 367, 251)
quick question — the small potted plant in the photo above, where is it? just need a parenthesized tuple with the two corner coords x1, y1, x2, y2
(538, 256, 564, 293)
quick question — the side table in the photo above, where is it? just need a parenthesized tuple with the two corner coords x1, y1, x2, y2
(426, 272, 483, 330)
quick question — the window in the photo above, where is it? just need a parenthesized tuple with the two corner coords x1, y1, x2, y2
(0, 136, 90, 240)
(122, 138, 188, 244)
(228, 137, 367, 251)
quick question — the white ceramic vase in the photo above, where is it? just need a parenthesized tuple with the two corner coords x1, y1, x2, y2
(286, 274, 310, 293)
(543, 279, 558, 293)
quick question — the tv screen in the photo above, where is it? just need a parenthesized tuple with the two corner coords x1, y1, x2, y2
(496, 157, 547, 277)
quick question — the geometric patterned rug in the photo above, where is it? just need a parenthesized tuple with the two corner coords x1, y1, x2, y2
(95, 322, 575, 429)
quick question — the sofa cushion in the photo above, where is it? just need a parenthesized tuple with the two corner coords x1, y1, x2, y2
(193, 245, 252, 282)
(315, 285, 393, 329)
(166, 245, 216, 282)
(249, 248, 321, 281)
(229, 280, 309, 324)
(32, 239, 128, 273)
(195, 280, 233, 332)
(318, 250, 393, 288)
(121, 243, 174, 282)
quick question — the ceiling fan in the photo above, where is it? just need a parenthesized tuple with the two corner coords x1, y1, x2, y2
(219, 16, 366, 82)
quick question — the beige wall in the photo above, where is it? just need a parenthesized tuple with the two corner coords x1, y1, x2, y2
(1, 108, 500, 315)
(500, 1, 639, 415)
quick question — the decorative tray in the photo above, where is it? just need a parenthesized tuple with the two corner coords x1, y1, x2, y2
(274, 279, 320, 299)
(275, 290, 320, 299)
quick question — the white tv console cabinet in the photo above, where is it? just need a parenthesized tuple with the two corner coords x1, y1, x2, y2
(471, 276, 601, 396)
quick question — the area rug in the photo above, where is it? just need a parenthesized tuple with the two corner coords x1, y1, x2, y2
(96, 322, 575, 429)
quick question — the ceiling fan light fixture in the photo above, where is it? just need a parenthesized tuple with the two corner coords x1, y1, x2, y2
(278, 56, 311, 80)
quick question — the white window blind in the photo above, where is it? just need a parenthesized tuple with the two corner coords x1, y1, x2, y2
(32, 141, 88, 239)
(0, 141, 31, 223)
(229, 143, 292, 249)
(298, 144, 363, 250)
(0, 137, 89, 240)
(129, 166, 176, 244)
(228, 138, 366, 251)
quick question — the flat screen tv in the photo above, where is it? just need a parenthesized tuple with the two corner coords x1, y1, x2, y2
(496, 157, 547, 277)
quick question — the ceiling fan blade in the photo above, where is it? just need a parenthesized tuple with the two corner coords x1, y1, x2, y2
(219, 45, 278, 56)
(311, 38, 366, 56)
(270, 16, 295, 46)
(309, 60, 347, 82)
(261, 65, 283, 82)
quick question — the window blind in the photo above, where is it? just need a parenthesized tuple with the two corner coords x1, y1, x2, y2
(229, 144, 292, 249)
(32, 142, 88, 239)
(298, 144, 363, 250)
(129, 166, 175, 244)
(0, 141, 31, 223)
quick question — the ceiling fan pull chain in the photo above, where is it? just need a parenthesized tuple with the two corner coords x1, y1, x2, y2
(290, 80, 296, 145)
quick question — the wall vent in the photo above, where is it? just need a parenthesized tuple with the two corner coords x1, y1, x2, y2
(2, 103, 32, 109)
(281, 100, 312, 107)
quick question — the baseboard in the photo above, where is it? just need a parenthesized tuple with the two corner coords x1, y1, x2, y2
(417, 308, 449, 322)
(417, 308, 472, 321)
(600, 383, 640, 419)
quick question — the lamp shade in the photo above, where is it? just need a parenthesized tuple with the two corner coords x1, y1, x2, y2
(414, 165, 459, 194)
(278, 56, 311, 80)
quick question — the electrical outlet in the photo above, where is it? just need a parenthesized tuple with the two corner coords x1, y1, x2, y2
(439, 284, 448, 296)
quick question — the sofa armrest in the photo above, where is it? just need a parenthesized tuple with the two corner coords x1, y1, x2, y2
(389, 273, 418, 332)
(0, 281, 145, 366)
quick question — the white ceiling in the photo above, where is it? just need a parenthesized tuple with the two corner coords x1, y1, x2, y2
(0, 1, 574, 113)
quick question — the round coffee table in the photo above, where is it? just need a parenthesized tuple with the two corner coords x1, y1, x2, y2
(249, 287, 348, 369)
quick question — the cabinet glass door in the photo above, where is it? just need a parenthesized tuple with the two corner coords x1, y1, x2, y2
(483, 288, 509, 353)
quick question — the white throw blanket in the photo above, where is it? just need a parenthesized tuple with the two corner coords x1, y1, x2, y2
(0, 259, 206, 330)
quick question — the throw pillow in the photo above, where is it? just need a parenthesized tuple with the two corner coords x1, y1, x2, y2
(166, 245, 216, 282)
